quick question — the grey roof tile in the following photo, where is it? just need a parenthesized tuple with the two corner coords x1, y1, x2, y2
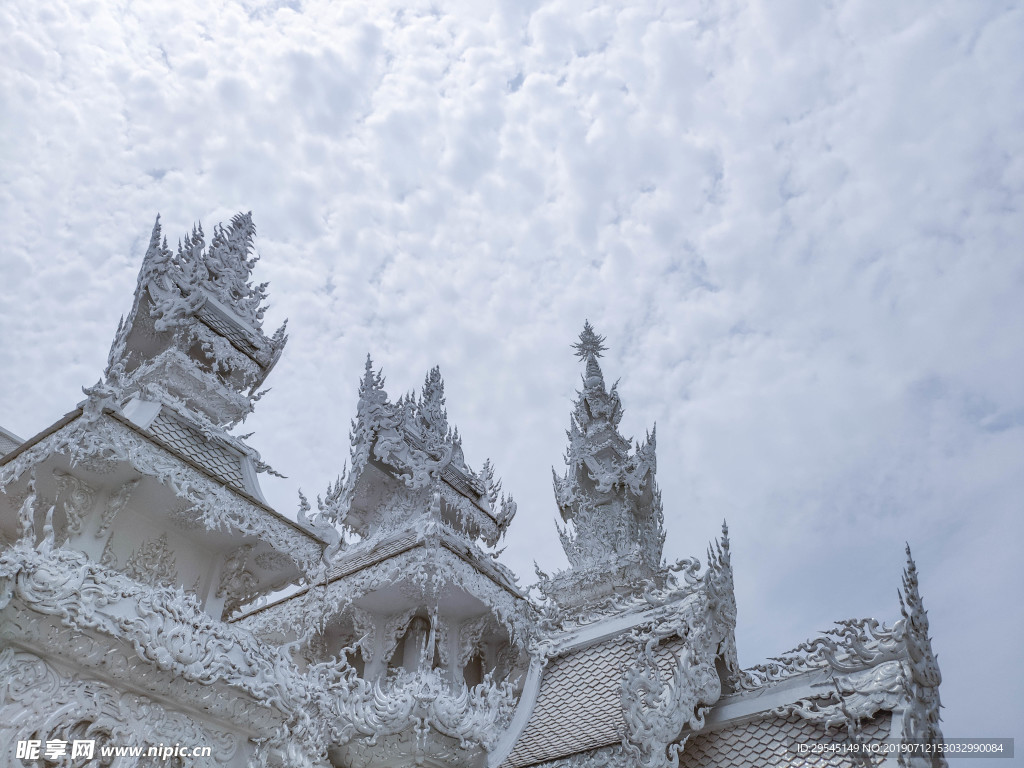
(503, 634, 685, 768)
(679, 711, 893, 767)
(196, 304, 264, 362)
(146, 409, 246, 492)
(327, 534, 420, 581)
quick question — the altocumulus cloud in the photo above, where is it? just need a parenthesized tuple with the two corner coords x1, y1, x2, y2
(1, 0, 1022, 756)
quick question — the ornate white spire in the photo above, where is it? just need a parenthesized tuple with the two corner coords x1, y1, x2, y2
(539, 324, 666, 609)
(899, 545, 947, 768)
(704, 521, 741, 684)
(417, 366, 449, 443)
(204, 212, 270, 327)
(571, 319, 608, 360)
(554, 324, 665, 573)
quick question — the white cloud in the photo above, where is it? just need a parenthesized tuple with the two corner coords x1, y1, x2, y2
(1, 0, 1022, 750)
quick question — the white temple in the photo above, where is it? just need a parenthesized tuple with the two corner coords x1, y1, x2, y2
(0, 214, 947, 767)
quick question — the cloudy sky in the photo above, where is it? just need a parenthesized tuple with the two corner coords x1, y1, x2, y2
(1, 0, 1021, 755)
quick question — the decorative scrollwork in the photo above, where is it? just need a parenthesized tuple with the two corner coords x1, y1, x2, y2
(0, 648, 243, 765)
(311, 661, 516, 754)
(96, 477, 139, 538)
(217, 543, 258, 617)
(53, 468, 95, 537)
(125, 533, 178, 588)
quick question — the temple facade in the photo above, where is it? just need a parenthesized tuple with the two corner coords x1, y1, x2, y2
(0, 214, 947, 767)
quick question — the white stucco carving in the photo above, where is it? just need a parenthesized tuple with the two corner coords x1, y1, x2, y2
(537, 323, 667, 613)
(898, 546, 947, 768)
(0, 214, 947, 768)
(125, 532, 178, 587)
(53, 469, 95, 537)
(96, 477, 139, 538)
(0, 648, 247, 765)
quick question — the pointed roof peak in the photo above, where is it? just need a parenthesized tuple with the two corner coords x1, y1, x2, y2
(357, 354, 387, 401)
(418, 365, 448, 437)
(421, 365, 446, 399)
(584, 353, 604, 383)
(572, 320, 608, 360)
(360, 353, 381, 385)
(232, 210, 255, 227)
(901, 542, 921, 603)
(142, 214, 169, 264)
(719, 519, 731, 554)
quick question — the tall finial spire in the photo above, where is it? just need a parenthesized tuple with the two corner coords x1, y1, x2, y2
(572, 320, 608, 360)
(544, 326, 665, 608)
(899, 544, 946, 765)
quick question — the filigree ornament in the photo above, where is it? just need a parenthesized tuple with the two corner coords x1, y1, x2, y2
(621, 641, 720, 768)
(100, 534, 118, 568)
(457, 615, 493, 667)
(381, 609, 418, 666)
(0, 541, 311, 721)
(241, 543, 531, 659)
(53, 468, 95, 537)
(779, 661, 905, 728)
(217, 543, 258, 616)
(317, 357, 515, 549)
(738, 616, 905, 691)
(96, 477, 139, 538)
(350, 607, 378, 664)
(125, 533, 178, 587)
(612, 583, 733, 768)
(311, 661, 516, 755)
(297, 490, 342, 563)
(0, 649, 243, 766)
(140, 214, 283, 350)
(102, 215, 289, 431)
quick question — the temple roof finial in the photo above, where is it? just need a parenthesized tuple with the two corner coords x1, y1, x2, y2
(572, 320, 608, 360)
(149, 213, 162, 244)
(897, 543, 945, 755)
(361, 353, 377, 385)
(545, 326, 665, 608)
